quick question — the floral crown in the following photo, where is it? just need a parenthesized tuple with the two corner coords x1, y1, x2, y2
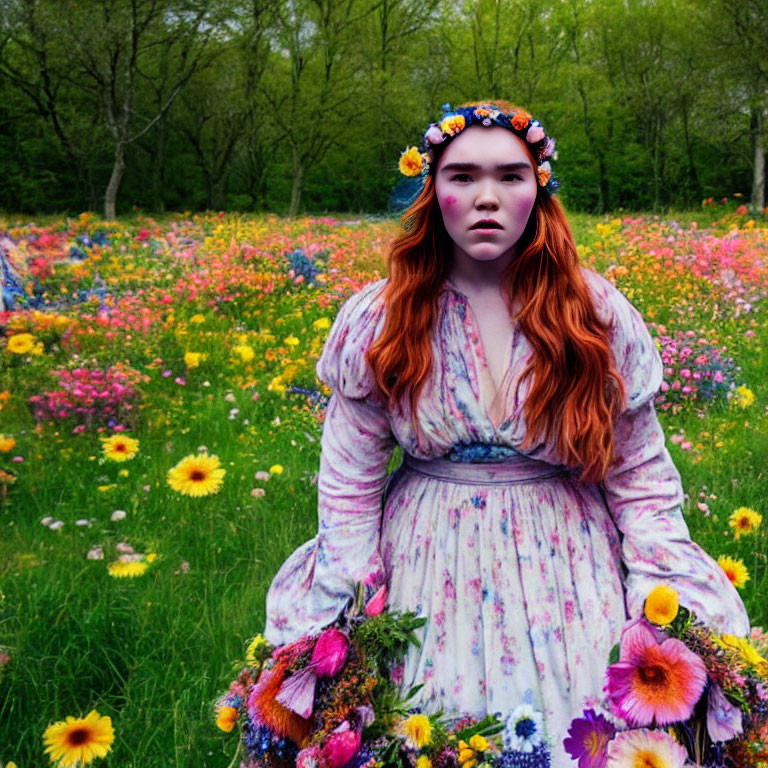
(398, 102, 559, 196)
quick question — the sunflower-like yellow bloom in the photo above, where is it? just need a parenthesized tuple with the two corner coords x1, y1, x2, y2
(728, 506, 762, 540)
(403, 713, 433, 749)
(644, 584, 679, 625)
(0, 434, 16, 452)
(416, 756, 432, 768)
(108, 560, 149, 578)
(6, 333, 36, 355)
(399, 146, 424, 177)
(717, 555, 750, 589)
(167, 453, 226, 497)
(215, 705, 239, 732)
(440, 114, 466, 136)
(42, 709, 114, 767)
(101, 434, 140, 462)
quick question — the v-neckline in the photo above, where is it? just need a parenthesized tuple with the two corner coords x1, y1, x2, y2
(444, 277, 515, 431)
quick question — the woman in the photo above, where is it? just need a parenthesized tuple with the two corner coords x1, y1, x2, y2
(263, 100, 750, 766)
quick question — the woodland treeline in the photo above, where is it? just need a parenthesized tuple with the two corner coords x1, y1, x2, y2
(0, 0, 766, 217)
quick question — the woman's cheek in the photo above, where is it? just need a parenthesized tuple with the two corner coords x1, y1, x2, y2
(440, 195, 458, 217)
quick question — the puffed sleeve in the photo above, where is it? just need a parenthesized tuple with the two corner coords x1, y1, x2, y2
(585, 268, 751, 637)
(264, 279, 396, 646)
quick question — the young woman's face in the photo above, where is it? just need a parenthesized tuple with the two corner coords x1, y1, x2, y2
(434, 125, 539, 264)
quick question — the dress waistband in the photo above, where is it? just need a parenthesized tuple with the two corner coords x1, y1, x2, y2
(402, 451, 571, 486)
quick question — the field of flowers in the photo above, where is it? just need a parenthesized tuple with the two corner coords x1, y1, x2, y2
(0, 205, 766, 767)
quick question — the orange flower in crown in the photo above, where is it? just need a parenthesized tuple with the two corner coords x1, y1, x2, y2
(510, 109, 533, 130)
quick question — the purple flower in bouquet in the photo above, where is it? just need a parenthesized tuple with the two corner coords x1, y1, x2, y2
(563, 708, 616, 767)
(706, 682, 743, 742)
(605, 619, 707, 727)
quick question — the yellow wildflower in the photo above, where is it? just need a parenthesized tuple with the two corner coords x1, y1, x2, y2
(269, 464, 284, 475)
(0, 434, 16, 452)
(313, 317, 332, 331)
(108, 560, 149, 578)
(717, 555, 750, 589)
(403, 714, 433, 749)
(644, 584, 679, 625)
(184, 351, 206, 368)
(101, 434, 140, 462)
(284, 335, 300, 347)
(6, 333, 36, 355)
(716, 635, 768, 675)
(167, 453, 226, 497)
(416, 757, 432, 768)
(43, 709, 114, 766)
(232, 344, 255, 363)
(733, 386, 755, 408)
(190, 314, 206, 324)
(729, 507, 762, 540)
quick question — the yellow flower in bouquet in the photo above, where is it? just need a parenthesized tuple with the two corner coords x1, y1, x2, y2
(715, 634, 768, 676)
(403, 713, 433, 748)
(216, 705, 238, 733)
(644, 584, 679, 625)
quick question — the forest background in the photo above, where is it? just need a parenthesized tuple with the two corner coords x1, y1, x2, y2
(1, 0, 767, 220)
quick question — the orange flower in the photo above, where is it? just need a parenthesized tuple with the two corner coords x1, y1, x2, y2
(537, 166, 551, 186)
(440, 114, 466, 136)
(252, 659, 312, 746)
(511, 110, 532, 130)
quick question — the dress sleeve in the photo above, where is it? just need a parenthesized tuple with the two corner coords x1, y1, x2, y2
(263, 280, 396, 646)
(587, 269, 751, 637)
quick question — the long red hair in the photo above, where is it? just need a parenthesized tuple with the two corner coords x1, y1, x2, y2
(367, 100, 626, 484)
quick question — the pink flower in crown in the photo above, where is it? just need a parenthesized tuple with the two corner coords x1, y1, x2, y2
(424, 124, 445, 144)
(541, 136, 556, 160)
(526, 124, 545, 143)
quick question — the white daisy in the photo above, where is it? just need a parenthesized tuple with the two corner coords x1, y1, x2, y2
(505, 704, 544, 753)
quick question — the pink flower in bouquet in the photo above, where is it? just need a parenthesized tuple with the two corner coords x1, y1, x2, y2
(321, 722, 361, 768)
(605, 728, 687, 767)
(311, 628, 349, 678)
(605, 619, 707, 727)
(365, 585, 387, 617)
(706, 682, 743, 742)
(297, 744, 322, 768)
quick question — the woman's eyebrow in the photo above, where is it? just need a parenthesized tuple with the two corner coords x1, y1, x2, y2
(440, 162, 530, 172)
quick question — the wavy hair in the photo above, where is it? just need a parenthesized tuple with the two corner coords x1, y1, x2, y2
(367, 100, 626, 484)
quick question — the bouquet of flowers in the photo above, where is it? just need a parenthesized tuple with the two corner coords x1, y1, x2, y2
(216, 583, 554, 768)
(564, 585, 768, 767)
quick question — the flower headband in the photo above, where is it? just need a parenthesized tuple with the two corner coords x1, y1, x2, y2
(397, 103, 560, 196)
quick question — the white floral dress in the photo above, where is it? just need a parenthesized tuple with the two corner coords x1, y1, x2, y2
(264, 267, 750, 767)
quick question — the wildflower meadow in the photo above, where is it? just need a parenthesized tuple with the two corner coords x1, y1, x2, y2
(0, 203, 766, 766)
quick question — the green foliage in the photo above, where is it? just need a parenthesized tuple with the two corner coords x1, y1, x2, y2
(0, 0, 766, 216)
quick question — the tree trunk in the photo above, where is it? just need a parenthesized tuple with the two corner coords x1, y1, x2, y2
(289, 149, 304, 216)
(751, 104, 766, 213)
(104, 141, 126, 220)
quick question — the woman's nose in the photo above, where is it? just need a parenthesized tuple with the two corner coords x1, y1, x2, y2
(475, 178, 500, 208)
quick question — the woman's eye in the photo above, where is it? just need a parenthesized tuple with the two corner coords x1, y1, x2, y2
(503, 173, 523, 181)
(451, 173, 472, 182)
